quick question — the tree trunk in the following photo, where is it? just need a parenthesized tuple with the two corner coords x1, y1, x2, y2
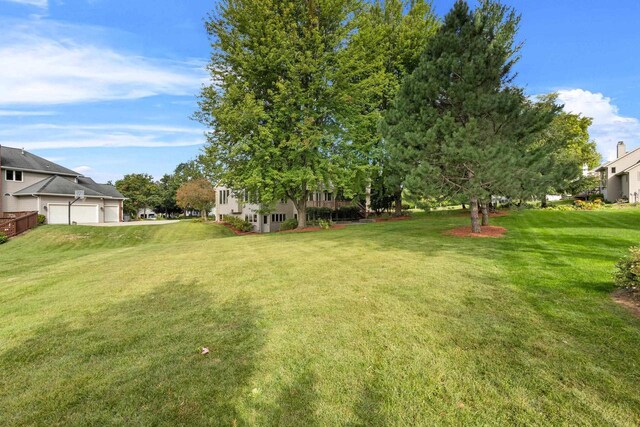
(470, 196, 481, 233)
(295, 199, 307, 229)
(462, 203, 466, 210)
(540, 194, 548, 208)
(481, 200, 489, 226)
(394, 189, 402, 216)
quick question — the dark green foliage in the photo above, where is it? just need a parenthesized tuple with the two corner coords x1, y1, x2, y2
(384, 0, 557, 232)
(307, 207, 333, 220)
(280, 219, 299, 231)
(116, 174, 161, 218)
(337, 0, 439, 202)
(0, 233, 7, 244)
(157, 161, 205, 216)
(222, 215, 253, 232)
(334, 206, 362, 220)
(614, 247, 640, 290)
(37, 214, 46, 225)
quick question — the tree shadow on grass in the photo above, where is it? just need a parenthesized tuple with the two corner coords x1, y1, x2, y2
(263, 369, 319, 427)
(0, 280, 264, 426)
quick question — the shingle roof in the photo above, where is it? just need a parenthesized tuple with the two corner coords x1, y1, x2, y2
(78, 177, 125, 199)
(0, 145, 79, 176)
(13, 175, 125, 199)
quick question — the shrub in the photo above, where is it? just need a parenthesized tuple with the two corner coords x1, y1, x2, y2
(280, 218, 298, 231)
(574, 199, 603, 210)
(588, 193, 605, 202)
(37, 214, 46, 225)
(0, 233, 7, 244)
(614, 247, 640, 291)
(318, 219, 333, 229)
(307, 207, 332, 220)
(334, 205, 361, 220)
(222, 215, 253, 232)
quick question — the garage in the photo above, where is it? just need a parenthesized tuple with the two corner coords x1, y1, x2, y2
(48, 203, 99, 225)
(104, 205, 120, 223)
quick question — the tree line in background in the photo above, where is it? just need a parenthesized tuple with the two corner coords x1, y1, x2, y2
(195, 0, 600, 232)
(115, 160, 216, 220)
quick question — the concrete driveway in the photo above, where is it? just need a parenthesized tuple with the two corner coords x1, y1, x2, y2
(84, 220, 180, 227)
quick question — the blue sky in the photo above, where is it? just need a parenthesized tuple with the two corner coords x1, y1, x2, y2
(0, 0, 639, 183)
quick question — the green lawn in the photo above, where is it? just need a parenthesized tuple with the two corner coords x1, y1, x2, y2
(1, 210, 639, 426)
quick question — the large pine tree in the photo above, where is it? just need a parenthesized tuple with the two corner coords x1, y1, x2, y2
(384, 0, 557, 232)
(196, 0, 360, 228)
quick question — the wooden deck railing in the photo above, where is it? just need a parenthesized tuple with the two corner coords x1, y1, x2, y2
(305, 200, 353, 209)
(0, 211, 38, 237)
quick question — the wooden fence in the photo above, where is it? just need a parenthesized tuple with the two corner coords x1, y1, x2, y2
(0, 211, 38, 237)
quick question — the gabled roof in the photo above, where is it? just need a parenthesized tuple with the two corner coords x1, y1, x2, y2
(595, 146, 640, 172)
(13, 175, 125, 199)
(0, 145, 80, 177)
(77, 176, 124, 198)
(615, 161, 640, 176)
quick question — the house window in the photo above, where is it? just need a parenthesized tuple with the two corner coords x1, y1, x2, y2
(6, 170, 23, 182)
(270, 213, 286, 223)
(253, 214, 258, 223)
(263, 215, 268, 224)
(279, 198, 286, 204)
(611, 167, 616, 174)
(219, 189, 230, 205)
(325, 192, 333, 201)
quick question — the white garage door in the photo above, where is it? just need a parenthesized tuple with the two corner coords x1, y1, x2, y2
(104, 205, 119, 223)
(48, 204, 99, 224)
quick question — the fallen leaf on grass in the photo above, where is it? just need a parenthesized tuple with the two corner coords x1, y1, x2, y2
(201, 347, 209, 355)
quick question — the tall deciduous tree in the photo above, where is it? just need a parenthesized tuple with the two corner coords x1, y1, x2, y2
(531, 94, 600, 206)
(157, 161, 206, 215)
(337, 0, 438, 215)
(176, 178, 216, 219)
(384, 0, 556, 233)
(196, 0, 361, 228)
(115, 173, 160, 218)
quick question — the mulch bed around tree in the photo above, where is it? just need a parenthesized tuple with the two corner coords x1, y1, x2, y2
(612, 289, 640, 319)
(444, 225, 507, 238)
(373, 216, 412, 222)
(279, 224, 347, 233)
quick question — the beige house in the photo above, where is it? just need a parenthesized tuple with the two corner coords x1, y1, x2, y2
(214, 186, 353, 233)
(0, 146, 124, 224)
(595, 141, 640, 203)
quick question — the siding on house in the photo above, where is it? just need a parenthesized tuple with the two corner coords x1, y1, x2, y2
(1, 146, 125, 223)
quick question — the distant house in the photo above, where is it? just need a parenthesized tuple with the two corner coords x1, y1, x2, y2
(594, 141, 640, 203)
(0, 145, 125, 224)
(214, 186, 353, 233)
(137, 208, 157, 220)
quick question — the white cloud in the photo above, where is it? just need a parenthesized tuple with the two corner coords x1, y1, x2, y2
(1, 0, 47, 8)
(73, 165, 92, 174)
(556, 89, 640, 161)
(0, 110, 56, 117)
(0, 121, 205, 150)
(0, 20, 208, 105)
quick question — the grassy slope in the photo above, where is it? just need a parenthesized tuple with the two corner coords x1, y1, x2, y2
(0, 212, 639, 426)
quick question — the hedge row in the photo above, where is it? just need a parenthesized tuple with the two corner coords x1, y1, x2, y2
(307, 205, 361, 221)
